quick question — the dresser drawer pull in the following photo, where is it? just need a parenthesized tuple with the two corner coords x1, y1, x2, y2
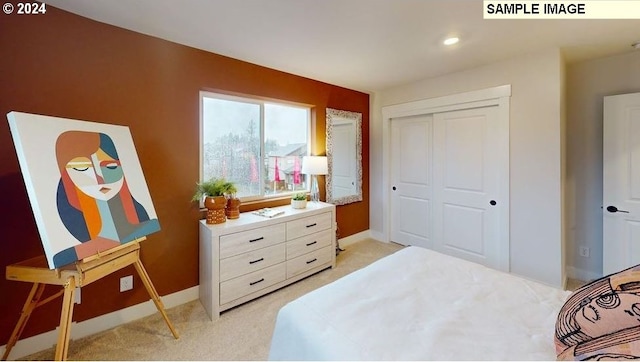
(249, 278, 265, 286)
(249, 236, 264, 243)
(306, 258, 318, 264)
(249, 257, 264, 265)
(306, 241, 317, 246)
(305, 223, 317, 228)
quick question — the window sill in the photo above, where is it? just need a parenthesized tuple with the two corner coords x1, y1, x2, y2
(197, 193, 308, 212)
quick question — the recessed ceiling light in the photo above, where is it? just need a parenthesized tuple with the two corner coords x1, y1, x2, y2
(443, 37, 459, 46)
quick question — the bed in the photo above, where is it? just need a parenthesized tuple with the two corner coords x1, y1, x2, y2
(268, 246, 571, 360)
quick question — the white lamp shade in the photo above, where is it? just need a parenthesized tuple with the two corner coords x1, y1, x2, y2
(301, 156, 328, 175)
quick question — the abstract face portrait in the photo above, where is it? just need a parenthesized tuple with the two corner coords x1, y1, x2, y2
(53, 131, 160, 267)
(555, 265, 640, 360)
(575, 291, 640, 338)
(8, 112, 160, 270)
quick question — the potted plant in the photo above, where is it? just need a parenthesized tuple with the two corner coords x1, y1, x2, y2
(291, 192, 308, 209)
(192, 177, 232, 224)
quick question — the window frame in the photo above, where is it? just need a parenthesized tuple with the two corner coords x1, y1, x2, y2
(199, 91, 312, 203)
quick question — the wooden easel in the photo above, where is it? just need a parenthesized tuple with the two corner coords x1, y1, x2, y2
(1, 238, 179, 361)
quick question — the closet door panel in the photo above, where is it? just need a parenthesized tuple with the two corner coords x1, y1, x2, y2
(433, 106, 502, 269)
(390, 115, 433, 248)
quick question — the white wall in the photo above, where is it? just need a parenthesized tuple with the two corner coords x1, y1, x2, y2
(565, 51, 640, 282)
(370, 48, 564, 287)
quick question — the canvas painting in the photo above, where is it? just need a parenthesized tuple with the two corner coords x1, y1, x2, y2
(7, 111, 160, 269)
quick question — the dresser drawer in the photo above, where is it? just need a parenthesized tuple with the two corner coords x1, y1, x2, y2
(286, 245, 332, 279)
(220, 243, 286, 282)
(220, 263, 286, 305)
(220, 224, 285, 259)
(287, 230, 332, 259)
(286, 212, 332, 240)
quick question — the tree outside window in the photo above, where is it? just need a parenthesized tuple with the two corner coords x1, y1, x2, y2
(200, 92, 310, 201)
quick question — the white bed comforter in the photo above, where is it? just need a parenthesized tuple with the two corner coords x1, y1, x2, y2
(269, 246, 571, 360)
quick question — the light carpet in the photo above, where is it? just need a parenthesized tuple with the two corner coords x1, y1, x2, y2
(21, 238, 404, 361)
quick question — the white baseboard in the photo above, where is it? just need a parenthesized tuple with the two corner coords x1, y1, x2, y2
(369, 230, 385, 242)
(338, 230, 371, 248)
(566, 266, 601, 283)
(1, 286, 199, 360)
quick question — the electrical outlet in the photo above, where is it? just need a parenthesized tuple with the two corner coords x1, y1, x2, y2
(120, 275, 133, 292)
(579, 246, 590, 258)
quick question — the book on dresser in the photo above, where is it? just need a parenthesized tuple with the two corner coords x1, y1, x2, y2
(252, 207, 285, 218)
(198, 201, 336, 320)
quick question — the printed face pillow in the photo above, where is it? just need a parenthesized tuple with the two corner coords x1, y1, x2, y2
(555, 264, 640, 360)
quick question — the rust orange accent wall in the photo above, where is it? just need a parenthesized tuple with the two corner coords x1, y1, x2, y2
(0, 6, 369, 344)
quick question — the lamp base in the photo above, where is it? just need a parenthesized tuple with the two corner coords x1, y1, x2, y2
(310, 175, 320, 203)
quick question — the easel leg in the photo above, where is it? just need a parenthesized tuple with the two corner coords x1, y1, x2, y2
(2, 283, 45, 361)
(133, 259, 179, 339)
(54, 277, 76, 361)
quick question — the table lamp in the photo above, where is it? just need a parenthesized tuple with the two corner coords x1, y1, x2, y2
(301, 156, 328, 203)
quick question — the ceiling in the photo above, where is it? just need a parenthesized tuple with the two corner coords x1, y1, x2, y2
(44, 0, 640, 93)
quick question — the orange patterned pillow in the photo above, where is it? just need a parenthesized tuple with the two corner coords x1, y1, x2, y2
(555, 265, 640, 360)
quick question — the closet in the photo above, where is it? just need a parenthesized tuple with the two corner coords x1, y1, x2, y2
(382, 85, 510, 271)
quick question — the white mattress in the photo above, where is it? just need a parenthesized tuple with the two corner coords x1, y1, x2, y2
(269, 246, 571, 360)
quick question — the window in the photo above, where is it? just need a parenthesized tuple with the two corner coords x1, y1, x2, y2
(200, 92, 310, 201)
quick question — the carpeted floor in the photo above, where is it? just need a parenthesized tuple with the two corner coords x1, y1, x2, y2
(20, 238, 404, 361)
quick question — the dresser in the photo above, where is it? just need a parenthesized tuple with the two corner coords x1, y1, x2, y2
(199, 201, 336, 320)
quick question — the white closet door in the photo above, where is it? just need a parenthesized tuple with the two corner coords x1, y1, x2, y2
(603, 92, 640, 275)
(390, 114, 433, 249)
(432, 106, 503, 269)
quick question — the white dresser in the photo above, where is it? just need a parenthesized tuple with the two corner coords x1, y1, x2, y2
(199, 201, 336, 320)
